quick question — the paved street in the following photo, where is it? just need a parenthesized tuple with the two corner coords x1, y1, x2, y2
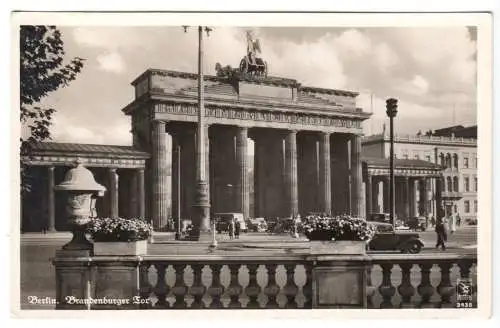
(19, 226, 477, 309)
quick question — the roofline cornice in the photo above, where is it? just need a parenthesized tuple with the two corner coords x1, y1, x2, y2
(122, 93, 371, 121)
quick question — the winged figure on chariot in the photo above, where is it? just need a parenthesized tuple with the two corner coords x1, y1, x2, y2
(239, 30, 268, 78)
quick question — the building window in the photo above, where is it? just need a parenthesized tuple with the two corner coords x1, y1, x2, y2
(464, 177, 470, 192)
(447, 177, 452, 192)
(439, 153, 445, 165)
(474, 177, 478, 191)
(463, 157, 469, 168)
(425, 154, 431, 162)
(453, 154, 458, 168)
(464, 200, 470, 213)
(446, 153, 451, 168)
(403, 154, 409, 160)
(454, 204, 458, 213)
(474, 200, 478, 213)
(473, 156, 477, 168)
(414, 154, 419, 160)
(453, 177, 459, 192)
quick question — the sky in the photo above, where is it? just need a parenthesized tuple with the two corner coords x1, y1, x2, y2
(32, 26, 477, 146)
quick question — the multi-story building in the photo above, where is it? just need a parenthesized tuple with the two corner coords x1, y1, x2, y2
(362, 125, 477, 222)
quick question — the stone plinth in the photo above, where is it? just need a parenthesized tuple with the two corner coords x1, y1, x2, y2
(312, 255, 368, 309)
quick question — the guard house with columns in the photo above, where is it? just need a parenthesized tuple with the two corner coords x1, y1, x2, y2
(362, 157, 444, 221)
(123, 69, 371, 229)
(21, 143, 149, 232)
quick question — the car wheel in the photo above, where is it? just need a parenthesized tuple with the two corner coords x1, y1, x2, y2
(407, 242, 422, 254)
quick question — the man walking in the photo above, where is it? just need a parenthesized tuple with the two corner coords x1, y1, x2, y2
(435, 216, 448, 251)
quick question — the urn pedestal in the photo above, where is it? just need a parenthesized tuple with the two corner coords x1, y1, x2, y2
(93, 240, 148, 256)
(307, 239, 368, 309)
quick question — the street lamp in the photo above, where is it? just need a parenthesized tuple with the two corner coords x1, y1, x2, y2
(386, 98, 398, 230)
(184, 26, 213, 241)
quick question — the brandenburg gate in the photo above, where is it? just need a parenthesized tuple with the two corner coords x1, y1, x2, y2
(122, 68, 371, 229)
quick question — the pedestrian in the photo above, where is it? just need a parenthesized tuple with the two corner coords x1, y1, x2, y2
(235, 220, 241, 239)
(228, 219, 235, 240)
(435, 216, 448, 251)
(450, 214, 457, 235)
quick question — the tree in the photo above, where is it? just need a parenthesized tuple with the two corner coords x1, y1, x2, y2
(20, 26, 85, 192)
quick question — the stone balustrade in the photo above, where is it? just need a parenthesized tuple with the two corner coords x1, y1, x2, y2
(53, 252, 476, 310)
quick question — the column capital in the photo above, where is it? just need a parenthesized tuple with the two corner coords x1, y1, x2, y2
(319, 131, 331, 137)
(152, 120, 167, 130)
(47, 165, 55, 171)
(108, 167, 117, 173)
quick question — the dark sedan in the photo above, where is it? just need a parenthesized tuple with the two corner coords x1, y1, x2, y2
(368, 221, 424, 253)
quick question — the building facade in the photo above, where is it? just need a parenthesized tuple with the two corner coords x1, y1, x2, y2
(362, 129, 478, 222)
(22, 68, 372, 231)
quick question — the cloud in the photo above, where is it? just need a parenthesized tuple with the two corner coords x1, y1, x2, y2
(96, 52, 126, 74)
(39, 26, 476, 145)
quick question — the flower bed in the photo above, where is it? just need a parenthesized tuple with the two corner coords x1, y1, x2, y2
(302, 215, 375, 242)
(86, 217, 153, 242)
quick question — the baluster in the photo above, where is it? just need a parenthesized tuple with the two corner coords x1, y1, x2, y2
(226, 264, 243, 308)
(458, 260, 473, 279)
(207, 264, 224, 308)
(366, 265, 375, 308)
(302, 263, 313, 309)
(139, 262, 153, 309)
(397, 263, 415, 308)
(437, 262, 454, 308)
(189, 264, 206, 309)
(282, 263, 298, 308)
(263, 263, 280, 308)
(153, 263, 169, 308)
(244, 264, 261, 309)
(378, 263, 396, 308)
(171, 264, 187, 309)
(417, 263, 435, 308)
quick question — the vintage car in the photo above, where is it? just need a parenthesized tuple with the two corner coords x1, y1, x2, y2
(407, 216, 428, 231)
(215, 213, 248, 233)
(246, 217, 268, 232)
(368, 221, 424, 254)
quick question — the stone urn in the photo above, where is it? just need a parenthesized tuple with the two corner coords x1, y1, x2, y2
(54, 161, 106, 255)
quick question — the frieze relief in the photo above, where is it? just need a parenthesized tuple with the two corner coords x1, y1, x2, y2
(154, 103, 361, 129)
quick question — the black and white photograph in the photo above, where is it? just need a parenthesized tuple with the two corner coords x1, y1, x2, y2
(11, 11, 493, 318)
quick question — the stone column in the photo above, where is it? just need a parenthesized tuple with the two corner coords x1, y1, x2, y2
(419, 178, 426, 216)
(436, 176, 443, 218)
(254, 134, 267, 218)
(108, 168, 119, 218)
(47, 166, 56, 231)
(350, 135, 363, 217)
(319, 132, 332, 215)
(404, 176, 410, 220)
(172, 136, 181, 238)
(129, 171, 138, 217)
(151, 120, 169, 229)
(285, 130, 299, 218)
(137, 168, 145, 218)
(236, 127, 250, 219)
(366, 174, 373, 218)
(413, 179, 419, 217)
(377, 179, 384, 213)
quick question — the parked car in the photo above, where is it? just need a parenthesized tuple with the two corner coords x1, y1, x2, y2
(215, 213, 248, 233)
(247, 217, 267, 232)
(368, 221, 424, 254)
(407, 216, 427, 231)
(368, 213, 393, 224)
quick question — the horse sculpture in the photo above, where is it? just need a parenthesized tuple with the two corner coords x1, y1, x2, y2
(239, 52, 268, 78)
